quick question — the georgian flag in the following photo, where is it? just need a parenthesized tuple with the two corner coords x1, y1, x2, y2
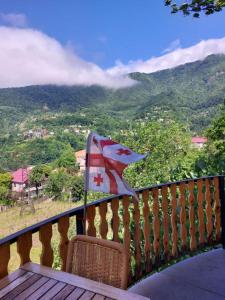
(85, 132, 147, 197)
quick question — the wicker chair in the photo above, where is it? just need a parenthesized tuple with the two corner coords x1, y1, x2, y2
(66, 235, 128, 289)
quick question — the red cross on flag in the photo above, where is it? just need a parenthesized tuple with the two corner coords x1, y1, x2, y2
(85, 132, 147, 198)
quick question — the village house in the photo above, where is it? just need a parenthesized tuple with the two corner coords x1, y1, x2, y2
(191, 137, 208, 149)
(75, 149, 86, 174)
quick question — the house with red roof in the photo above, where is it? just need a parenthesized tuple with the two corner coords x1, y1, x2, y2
(75, 149, 86, 173)
(191, 137, 207, 149)
(11, 167, 33, 193)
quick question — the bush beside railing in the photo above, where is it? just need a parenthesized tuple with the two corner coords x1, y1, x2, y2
(0, 175, 224, 285)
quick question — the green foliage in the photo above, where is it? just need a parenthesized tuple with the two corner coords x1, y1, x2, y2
(165, 0, 225, 17)
(0, 172, 12, 204)
(194, 102, 225, 175)
(70, 176, 84, 202)
(117, 120, 198, 187)
(56, 147, 78, 172)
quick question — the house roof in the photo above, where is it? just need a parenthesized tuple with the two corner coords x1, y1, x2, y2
(11, 167, 32, 184)
(75, 149, 86, 159)
(191, 137, 207, 144)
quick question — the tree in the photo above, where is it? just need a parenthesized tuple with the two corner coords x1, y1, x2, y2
(56, 147, 79, 173)
(165, 0, 225, 17)
(45, 169, 72, 200)
(116, 120, 198, 188)
(0, 172, 12, 204)
(194, 102, 225, 175)
(29, 164, 51, 197)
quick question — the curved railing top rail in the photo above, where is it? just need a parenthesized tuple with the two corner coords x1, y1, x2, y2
(0, 175, 224, 247)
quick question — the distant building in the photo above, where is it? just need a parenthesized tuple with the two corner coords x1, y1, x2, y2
(191, 137, 207, 149)
(75, 150, 86, 173)
(11, 167, 32, 192)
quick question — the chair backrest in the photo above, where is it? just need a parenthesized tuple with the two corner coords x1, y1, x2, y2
(66, 235, 128, 289)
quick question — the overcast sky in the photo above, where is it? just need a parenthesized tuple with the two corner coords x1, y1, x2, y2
(1, 1, 225, 88)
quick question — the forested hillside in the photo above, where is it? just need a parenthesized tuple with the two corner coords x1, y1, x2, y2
(0, 54, 224, 134)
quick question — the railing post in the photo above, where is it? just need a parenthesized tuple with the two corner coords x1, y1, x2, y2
(76, 209, 84, 235)
(219, 176, 225, 249)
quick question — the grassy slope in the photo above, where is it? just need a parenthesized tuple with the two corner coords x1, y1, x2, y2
(0, 200, 83, 272)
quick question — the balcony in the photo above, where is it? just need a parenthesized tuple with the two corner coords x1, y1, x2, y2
(0, 175, 224, 299)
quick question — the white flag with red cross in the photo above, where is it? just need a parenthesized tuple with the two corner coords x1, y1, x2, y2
(85, 132, 147, 197)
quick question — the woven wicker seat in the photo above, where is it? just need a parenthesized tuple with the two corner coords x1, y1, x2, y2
(66, 235, 128, 289)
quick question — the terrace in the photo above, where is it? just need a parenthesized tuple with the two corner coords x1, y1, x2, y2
(0, 175, 224, 299)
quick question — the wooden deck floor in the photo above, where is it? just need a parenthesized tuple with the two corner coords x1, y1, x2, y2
(129, 248, 225, 300)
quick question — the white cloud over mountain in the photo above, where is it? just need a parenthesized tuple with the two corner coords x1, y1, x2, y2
(107, 37, 225, 76)
(1, 25, 225, 89)
(0, 26, 134, 89)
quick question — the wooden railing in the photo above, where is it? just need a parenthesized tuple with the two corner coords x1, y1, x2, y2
(0, 175, 224, 285)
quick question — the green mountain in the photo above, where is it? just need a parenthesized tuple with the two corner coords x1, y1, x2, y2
(0, 54, 225, 133)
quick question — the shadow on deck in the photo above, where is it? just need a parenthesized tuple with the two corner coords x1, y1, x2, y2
(129, 248, 225, 300)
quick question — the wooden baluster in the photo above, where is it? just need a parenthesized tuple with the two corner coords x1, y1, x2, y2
(205, 179, 213, 244)
(213, 177, 221, 241)
(17, 232, 32, 266)
(0, 243, 10, 279)
(197, 179, 205, 246)
(152, 188, 160, 265)
(170, 184, 178, 257)
(142, 190, 152, 273)
(39, 223, 53, 267)
(179, 183, 187, 251)
(188, 181, 197, 251)
(161, 186, 169, 261)
(86, 206, 96, 237)
(132, 193, 142, 279)
(99, 202, 108, 239)
(58, 216, 70, 271)
(111, 198, 120, 242)
(122, 195, 132, 282)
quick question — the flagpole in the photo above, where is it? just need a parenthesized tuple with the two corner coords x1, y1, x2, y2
(83, 132, 92, 235)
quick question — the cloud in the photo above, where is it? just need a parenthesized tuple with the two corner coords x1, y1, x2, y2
(107, 37, 225, 76)
(0, 26, 135, 89)
(162, 39, 181, 54)
(0, 13, 27, 27)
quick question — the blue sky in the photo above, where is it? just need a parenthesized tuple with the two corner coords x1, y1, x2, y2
(1, 0, 225, 67)
(0, 1, 225, 88)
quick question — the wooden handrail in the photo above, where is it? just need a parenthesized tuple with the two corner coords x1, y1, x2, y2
(0, 175, 224, 285)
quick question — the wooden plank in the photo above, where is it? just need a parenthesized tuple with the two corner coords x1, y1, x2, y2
(0, 271, 33, 298)
(213, 177, 221, 241)
(39, 223, 54, 267)
(86, 206, 96, 237)
(38, 281, 66, 299)
(50, 283, 75, 300)
(197, 179, 205, 246)
(188, 181, 197, 251)
(161, 186, 169, 260)
(142, 190, 152, 273)
(179, 183, 187, 251)
(92, 294, 106, 300)
(17, 231, 32, 266)
(79, 290, 95, 300)
(15, 276, 49, 299)
(1, 273, 41, 300)
(26, 278, 57, 299)
(152, 188, 160, 264)
(0, 269, 25, 290)
(58, 216, 70, 271)
(205, 179, 213, 244)
(0, 243, 10, 279)
(111, 198, 120, 242)
(170, 184, 178, 257)
(21, 263, 149, 300)
(132, 194, 142, 279)
(122, 195, 132, 282)
(65, 287, 85, 299)
(99, 202, 108, 239)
